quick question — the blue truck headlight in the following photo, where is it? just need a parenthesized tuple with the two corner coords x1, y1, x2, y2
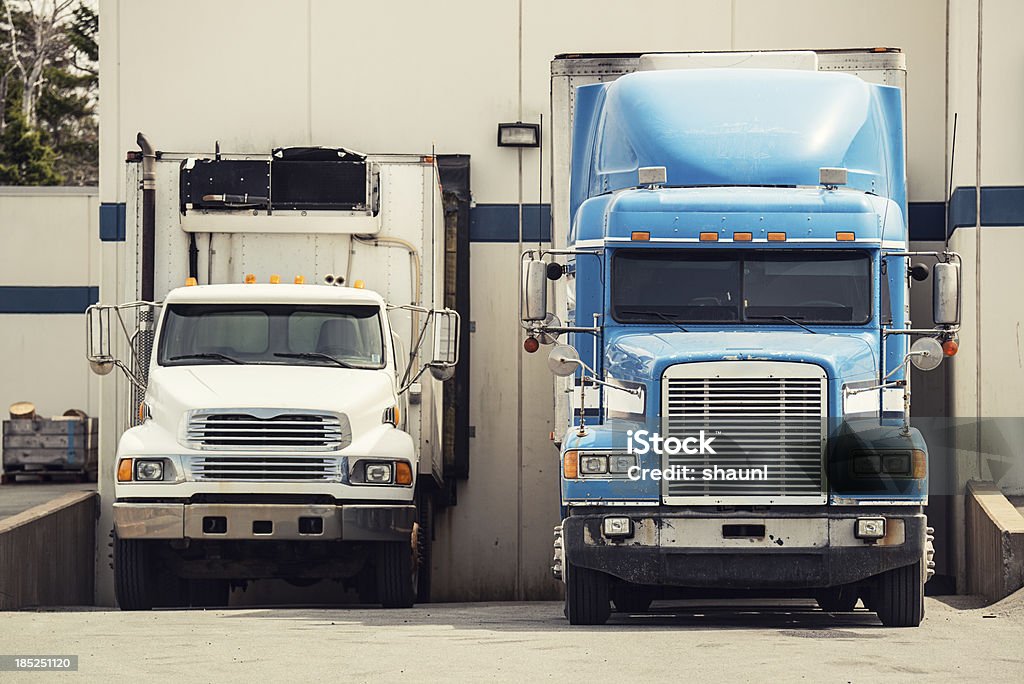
(579, 455, 608, 475)
(608, 454, 637, 474)
(603, 517, 634, 539)
(365, 463, 393, 484)
(134, 459, 164, 481)
(855, 517, 886, 540)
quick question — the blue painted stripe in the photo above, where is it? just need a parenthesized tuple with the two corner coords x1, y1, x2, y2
(99, 202, 126, 241)
(948, 185, 1024, 232)
(470, 203, 551, 242)
(0, 286, 99, 314)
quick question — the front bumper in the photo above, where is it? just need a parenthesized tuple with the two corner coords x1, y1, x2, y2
(563, 508, 926, 588)
(113, 502, 415, 542)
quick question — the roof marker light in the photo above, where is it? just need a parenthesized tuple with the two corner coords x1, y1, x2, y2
(699, 232, 718, 242)
(184, 277, 197, 287)
(269, 274, 281, 284)
(631, 231, 650, 241)
(294, 275, 305, 284)
(836, 232, 856, 241)
(354, 279, 365, 289)
(767, 232, 787, 242)
(733, 232, 752, 241)
(244, 273, 256, 284)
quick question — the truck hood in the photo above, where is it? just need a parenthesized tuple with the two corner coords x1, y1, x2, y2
(604, 330, 877, 385)
(145, 364, 396, 444)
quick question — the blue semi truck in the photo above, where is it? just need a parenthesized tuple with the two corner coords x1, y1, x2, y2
(523, 50, 962, 626)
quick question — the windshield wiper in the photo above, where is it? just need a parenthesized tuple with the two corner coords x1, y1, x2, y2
(619, 310, 689, 333)
(747, 314, 817, 334)
(170, 352, 243, 364)
(274, 352, 355, 369)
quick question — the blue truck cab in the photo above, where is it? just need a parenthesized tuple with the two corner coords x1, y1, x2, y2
(523, 66, 962, 626)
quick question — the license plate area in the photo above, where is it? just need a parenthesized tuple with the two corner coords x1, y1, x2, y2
(722, 523, 766, 539)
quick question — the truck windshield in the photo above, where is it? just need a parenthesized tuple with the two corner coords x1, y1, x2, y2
(157, 303, 385, 368)
(612, 249, 871, 325)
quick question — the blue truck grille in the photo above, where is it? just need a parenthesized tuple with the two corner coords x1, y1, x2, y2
(661, 362, 827, 504)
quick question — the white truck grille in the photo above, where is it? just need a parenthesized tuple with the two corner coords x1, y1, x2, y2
(661, 361, 826, 505)
(187, 455, 343, 481)
(184, 410, 351, 451)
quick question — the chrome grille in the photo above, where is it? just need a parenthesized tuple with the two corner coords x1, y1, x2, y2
(662, 361, 826, 504)
(187, 455, 342, 481)
(184, 410, 351, 451)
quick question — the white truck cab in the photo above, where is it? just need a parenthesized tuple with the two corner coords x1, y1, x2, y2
(88, 140, 462, 610)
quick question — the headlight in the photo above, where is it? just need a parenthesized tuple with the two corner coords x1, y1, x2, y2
(608, 454, 637, 474)
(578, 455, 608, 475)
(855, 517, 886, 540)
(852, 451, 923, 477)
(134, 459, 164, 481)
(365, 463, 393, 484)
(603, 516, 634, 538)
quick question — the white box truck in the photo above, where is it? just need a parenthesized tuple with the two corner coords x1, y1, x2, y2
(88, 135, 461, 610)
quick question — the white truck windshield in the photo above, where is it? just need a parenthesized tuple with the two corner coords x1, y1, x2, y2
(612, 249, 871, 325)
(157, 303, 385, 369)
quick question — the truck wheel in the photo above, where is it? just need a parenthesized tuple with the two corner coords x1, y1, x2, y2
(874, 561, 924, 627)
(565, 562, 610, 625)
(114, 537, 155, 611)
(416, 496, 433, 603)
(612, 584, 654, 613)
(189, 579, 230, 608)
(815, 585, 860, 612)
(377, 540, 417, 608)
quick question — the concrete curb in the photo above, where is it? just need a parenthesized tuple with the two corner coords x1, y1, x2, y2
(0, 491, 97, 610)
(965, 480, 1024, 603)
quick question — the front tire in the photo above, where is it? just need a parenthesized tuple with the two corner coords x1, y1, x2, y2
(114, 537, 155, 611)
(565, 562, 611, 625)
(874, 561, 925, 627)
(377, 540, 417, 608)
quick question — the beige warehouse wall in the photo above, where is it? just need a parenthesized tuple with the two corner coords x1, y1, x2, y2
(0, 189, 100, 424)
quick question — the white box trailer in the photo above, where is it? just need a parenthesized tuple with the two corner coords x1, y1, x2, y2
(87, 137, 464, 609)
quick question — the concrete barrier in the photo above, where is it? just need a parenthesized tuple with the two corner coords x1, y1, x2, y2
(0, 491, 97, 610)
(965, 480, 1024, 602)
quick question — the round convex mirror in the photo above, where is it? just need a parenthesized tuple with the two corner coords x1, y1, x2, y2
(547, 344, 581, 377)
(909, 337, 944, 372)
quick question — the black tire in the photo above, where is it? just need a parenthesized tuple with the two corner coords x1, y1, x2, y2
(188, 579, 230, 608)
(114, 537, 155, 611)
(612, 584, 654, 613)
(815, 585, 860, 612)
(377, 540, 417, 608)
(565, 562, 610, 625)
(416, 496, 433, 604)
(875, 561, 924, 627)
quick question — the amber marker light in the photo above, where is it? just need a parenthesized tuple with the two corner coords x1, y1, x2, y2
(942, 339, 959, 356)
(563, 450, 579, 479)
(631, 231, 650, 241)
(699, 232, 718, 241)
(396, 461, 413, 485)
(244, 273, 256, 284)
(117, 458, 133, 482)
(836, 232, 856, 241)
(269, 274, 281, 284)
(523, 336, 540, 353)
(767, 232, 787, 241)
(294, 275, 305, 284)
(184, 277, 197, 286)
(912, 449, 927, 478)
(733, 232, 752, 241)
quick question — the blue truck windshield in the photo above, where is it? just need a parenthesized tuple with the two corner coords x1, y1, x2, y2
(612, 249, 871, 325)
(158, 303, 385, 368)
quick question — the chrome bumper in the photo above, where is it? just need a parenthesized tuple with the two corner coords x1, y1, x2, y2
(113, 502, 415, 541)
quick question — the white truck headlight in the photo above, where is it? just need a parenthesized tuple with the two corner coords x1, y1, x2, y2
(579, 455, 608, 475)
(855, 517, 886, 540)
(365, 463, 392, 483)
(135, 459, 164, 481)
(603, 517, 634, 539)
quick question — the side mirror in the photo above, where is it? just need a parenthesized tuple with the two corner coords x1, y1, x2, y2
(933, 262, 960, 325)
(521, 259, 548, 322)
(909, 337, 944, 371)
(428, 308, 460, 367)
(548, 344, 581, 377)
(89, 359, 115, 376)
